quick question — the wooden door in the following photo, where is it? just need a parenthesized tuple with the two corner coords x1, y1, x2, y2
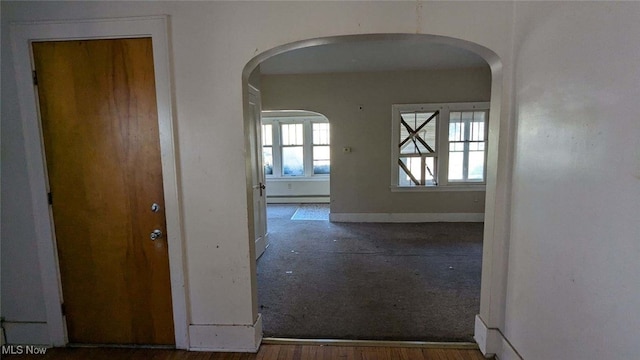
(248, 86, 268, 259)
(32, 38, 175, 345)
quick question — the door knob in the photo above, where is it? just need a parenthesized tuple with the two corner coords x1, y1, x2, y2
(150, 229, 163, 241)
(151, 203, 160, 212)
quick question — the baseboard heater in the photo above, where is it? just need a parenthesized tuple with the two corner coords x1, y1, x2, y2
(266, 196, 329, 204)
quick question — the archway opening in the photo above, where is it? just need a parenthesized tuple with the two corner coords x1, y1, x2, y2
(243, 34, 506, 343)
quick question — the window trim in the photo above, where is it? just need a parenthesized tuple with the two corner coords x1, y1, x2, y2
(262, 112, 330, 179)
(391, 102, 489, 191)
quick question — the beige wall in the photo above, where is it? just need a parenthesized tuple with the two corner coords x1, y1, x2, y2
(262, 68, 491, 215)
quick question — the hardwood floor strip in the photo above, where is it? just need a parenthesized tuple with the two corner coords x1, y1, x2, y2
(4, 344, 490, 360)
(261, 338, 479, 349)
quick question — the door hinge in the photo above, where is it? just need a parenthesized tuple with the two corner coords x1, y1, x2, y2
(32, 70, 38, 86)
(47, 192, 53, 205)
(60, 303, 66, 316)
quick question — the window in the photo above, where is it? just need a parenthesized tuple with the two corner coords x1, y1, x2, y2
(312, 123, 330, 174)
(391, 102, 489, 189)
(262, 112, 330, 178)
(262, 124, 273, 175)
(448, 111, 486, 182)
(398, 110, 438, 186)
(281, 123, 304, 176)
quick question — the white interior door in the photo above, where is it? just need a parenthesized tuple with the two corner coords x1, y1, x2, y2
(249, 86, 268, 259)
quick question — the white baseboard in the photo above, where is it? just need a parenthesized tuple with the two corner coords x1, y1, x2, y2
(330, 212, 484, 223)
(497, 337, 523, 360)
(474, 315, 500, 356)
(188, 314, 262, 352)
(3, 322, 50, 345)
(255, 233, 268, 260)
(267, 197, 329, 204)
(474, 315, 522, 360)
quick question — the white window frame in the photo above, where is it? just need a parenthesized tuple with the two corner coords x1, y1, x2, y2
(391, 102, 490, 191)
(262, 112, 330, 180)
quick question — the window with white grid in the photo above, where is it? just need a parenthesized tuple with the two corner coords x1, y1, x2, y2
(391, 102, 489, 190)
(262, 113, 330, 178)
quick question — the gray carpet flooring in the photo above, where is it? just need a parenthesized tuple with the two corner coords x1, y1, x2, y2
(256, 204, 483, 342)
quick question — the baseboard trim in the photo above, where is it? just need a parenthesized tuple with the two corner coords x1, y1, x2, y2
(474, 315, 522, 360)
(263, 337, 478, 349)
(267, 197, 329, 204)
(188, 314, 262, 352)
(497, 336, 523, 360)
(255, 233, 268, 260)
(474, 315, 500, 356)
(3, 322, 49, 345)
(330, 212, 484, 223)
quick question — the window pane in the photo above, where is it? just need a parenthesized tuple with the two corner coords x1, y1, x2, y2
(448, 151, 464, 181)
(282, 146, 304, 176)
(398, 156, 435, 186)
(399, 157, 420, 187)
(474, 111, 486, 141)
(449, 142, 464, 151)
(262, 124, 272, 146)
(282, 123, 303, 145)
(424, 157, 436, 186)
(468, 151, 485, 180)
(449, 112, 463, 141)
(313, 145, 330, 174)
(470, 120, 485, 142)
(263, 146, 273, 175)
(313, 123, 330, 145)
(400, 111, 436, 155)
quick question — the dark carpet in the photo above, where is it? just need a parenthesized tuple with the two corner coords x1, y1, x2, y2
(256, 204, 483, 342)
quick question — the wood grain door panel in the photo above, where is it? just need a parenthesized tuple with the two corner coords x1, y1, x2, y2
(33, 38, 175, 345)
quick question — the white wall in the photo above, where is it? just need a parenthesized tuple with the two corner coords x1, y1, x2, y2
(1, 0, 515, 350)
(503, 2, 640, 359)
(262, 68, 491, 215)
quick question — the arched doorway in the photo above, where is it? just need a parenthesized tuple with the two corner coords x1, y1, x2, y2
(243, 34, 509, 345)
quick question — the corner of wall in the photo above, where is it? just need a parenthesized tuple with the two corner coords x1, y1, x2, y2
(474, 315, 523, 360)
(474, 315, 500, 356)
(188, 314, 262, 352)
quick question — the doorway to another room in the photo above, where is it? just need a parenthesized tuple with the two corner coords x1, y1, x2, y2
(246, 34, 500, 343)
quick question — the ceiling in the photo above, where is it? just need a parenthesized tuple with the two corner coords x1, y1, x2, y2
(260, 38, 488, 75)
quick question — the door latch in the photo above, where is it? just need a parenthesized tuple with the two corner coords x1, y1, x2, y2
(150, 229, 163, 241)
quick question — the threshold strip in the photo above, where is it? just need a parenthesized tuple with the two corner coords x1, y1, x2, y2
(262, 337, 478, 349)
(67, 343, 174, 349)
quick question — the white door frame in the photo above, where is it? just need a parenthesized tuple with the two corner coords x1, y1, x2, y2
(10, 16, 189, 348)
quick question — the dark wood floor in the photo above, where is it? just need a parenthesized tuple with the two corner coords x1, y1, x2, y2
(4, 344, 491, 360)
